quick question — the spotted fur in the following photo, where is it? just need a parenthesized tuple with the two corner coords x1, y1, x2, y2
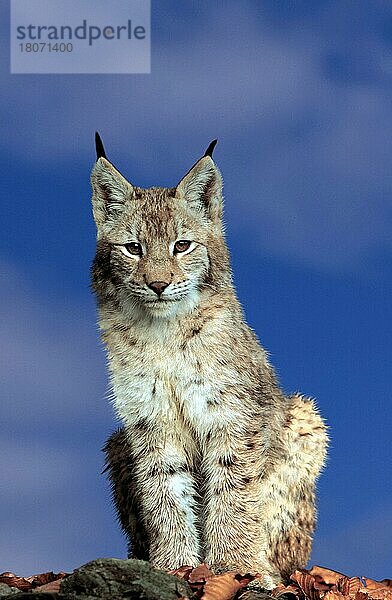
(91, 141, 328, 587)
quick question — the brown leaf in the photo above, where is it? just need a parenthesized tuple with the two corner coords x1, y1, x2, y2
(33, 578, 63, 593)
(312, 579, 332, 593)
(234, 573, 256, 587)
(353, 591, 370, 600)
(291, 570, 321, 600)
(309, 567, 348, 587)
(364, 580, 392, 592)
(0, 570, 68, 592)
(167, 565, 194, 580)
(188, 563, 214, 584)
(323, 591, 347, 600)
(33, 571, 67, 587)
(364, 591, 392, 600)
(0, 572, 34, 591)
(337, 577, 364, 597)
(201, 572, 251, 600)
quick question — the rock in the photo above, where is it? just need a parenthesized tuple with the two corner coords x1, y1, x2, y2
(0, 558, 193, 599)
(0, 583, 19, 596)
(1, 595, 71, 600)
(60, 557, 193, 599)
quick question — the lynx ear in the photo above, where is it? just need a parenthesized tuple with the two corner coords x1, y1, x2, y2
(91, 134, 134, 228)
(175, 142, 223, 222)
(95, 131, 108, 160)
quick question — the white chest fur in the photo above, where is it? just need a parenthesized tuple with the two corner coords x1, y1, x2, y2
(107, 316, 242, 438)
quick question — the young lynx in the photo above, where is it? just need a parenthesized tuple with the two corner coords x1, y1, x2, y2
(91, 133, 327, 587)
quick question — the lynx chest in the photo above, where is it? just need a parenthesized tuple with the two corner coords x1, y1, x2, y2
(107, 321, 242, 437)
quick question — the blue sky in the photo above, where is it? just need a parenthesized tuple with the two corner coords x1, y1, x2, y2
(1, 0, 391, 579)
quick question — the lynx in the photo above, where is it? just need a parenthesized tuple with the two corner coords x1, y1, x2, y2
(91, 133, 327, 587)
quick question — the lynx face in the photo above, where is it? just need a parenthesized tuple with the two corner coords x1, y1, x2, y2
(91, 145, 229, 319)
(100, 190, 211, 317)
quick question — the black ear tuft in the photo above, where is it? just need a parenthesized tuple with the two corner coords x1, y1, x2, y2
(204, 139, 218, 158)
(95, 131, 107, 161)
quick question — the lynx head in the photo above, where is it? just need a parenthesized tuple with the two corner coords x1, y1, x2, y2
(91, 133, 231, 319)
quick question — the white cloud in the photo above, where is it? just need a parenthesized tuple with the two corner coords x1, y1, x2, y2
(0, 474, 124, 575)
(0, 262, 124, 574)
(311, 505, 392, 579)
(226, 85, 392, 272)
(0, 260, 110, 425)
(0, 440, 79, 498)
(0, 3, 318, 160)
(2, 2, 391, 270)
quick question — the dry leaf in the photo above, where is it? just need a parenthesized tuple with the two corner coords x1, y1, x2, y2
(34, 571, 67, 587)
(201, 572, 251, 600)
(323, 591, 347, 600)
(353, 591, 370, 600)
(364, 580, 392, 592)
(0, 572, 32, 591)
(364, 591, 392, 600)
(234, 573, 255, 587)
(313, 579, 331, 593)
(189, 563, 214, 584)
(337, 577, 363, 596)
(291, 569, 321, 600)
(309, 567, 347, 586)
(33, 578, 63, 593)
(167, 565, 194, 580)
(0, 570, 67, 592)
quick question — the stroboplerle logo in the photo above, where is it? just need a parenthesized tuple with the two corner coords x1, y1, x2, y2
(11, 0, 150, 74)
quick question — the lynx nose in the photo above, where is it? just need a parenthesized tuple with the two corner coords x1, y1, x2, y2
(147, 281, 169, 296)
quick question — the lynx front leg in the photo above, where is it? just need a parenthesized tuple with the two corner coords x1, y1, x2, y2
(104, 425, 201, 568)
(127, 425, 202, 570)
(103, 428, 149, 560)
(202, 428, 279, 586)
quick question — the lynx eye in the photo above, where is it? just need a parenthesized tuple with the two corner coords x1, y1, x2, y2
(121, 242, 143, 257)
(174, 240, 191, 254)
